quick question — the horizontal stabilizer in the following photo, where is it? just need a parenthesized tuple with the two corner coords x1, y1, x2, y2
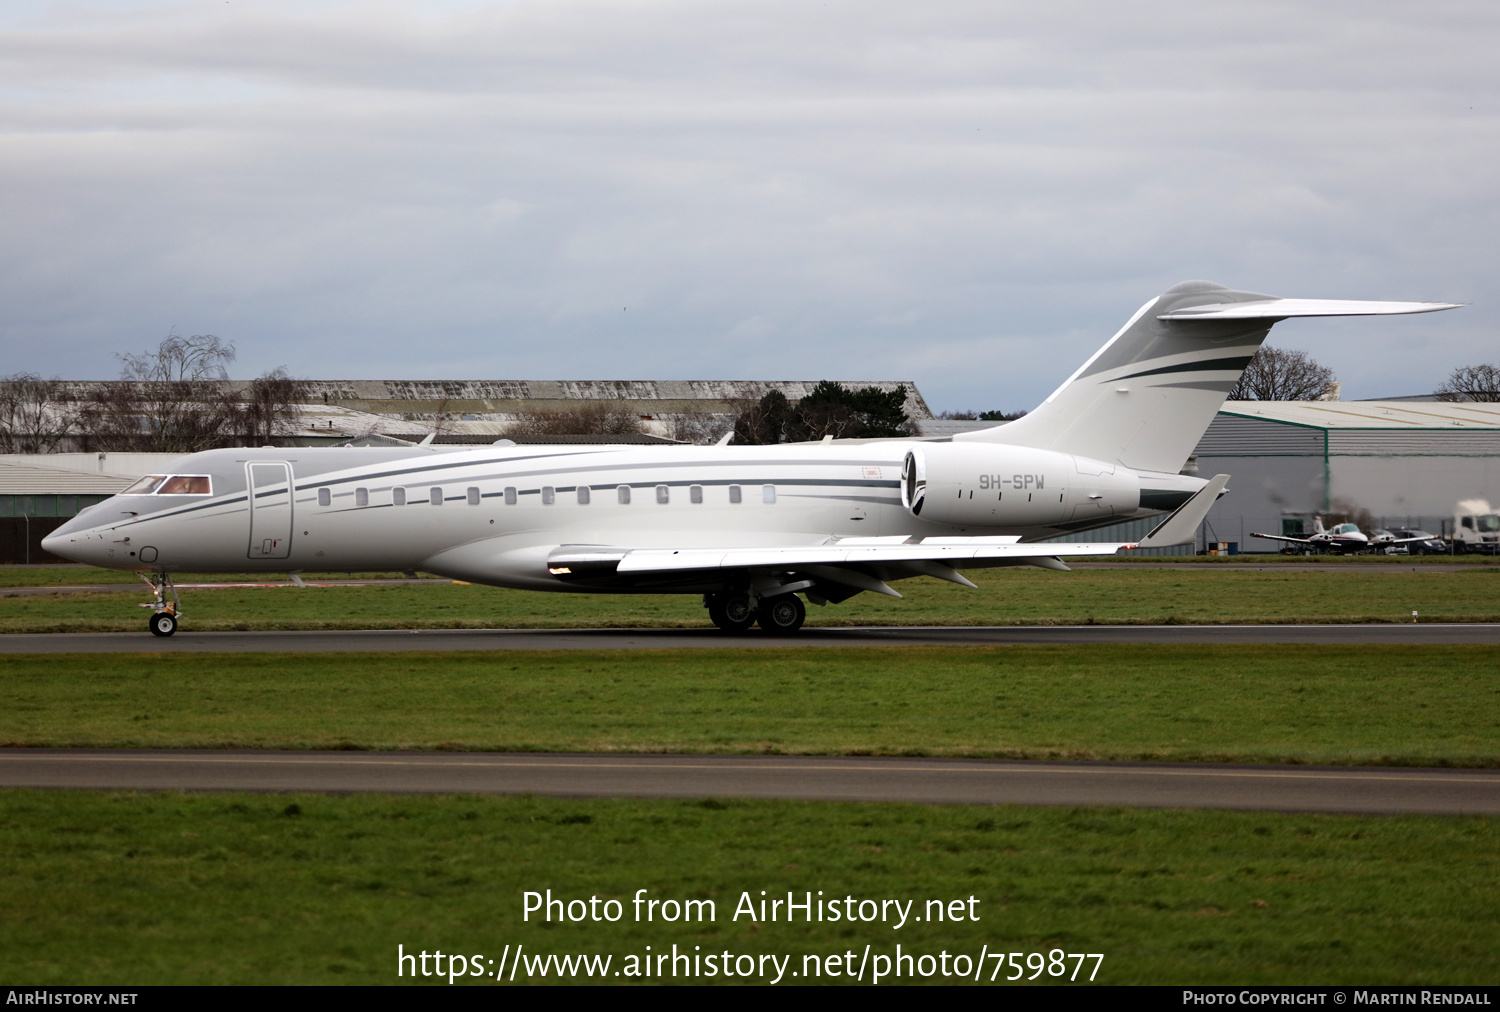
(1159, 299, 1461, 321)
(1136, 474, 1229, 548)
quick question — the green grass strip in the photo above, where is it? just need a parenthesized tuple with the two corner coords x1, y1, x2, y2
(0, 791, 1494, 985)
(4, 646, 1497, 766)
(4, 566, 1500, 632)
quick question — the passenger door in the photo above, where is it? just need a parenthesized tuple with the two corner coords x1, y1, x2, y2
(246, 462, 293, 559)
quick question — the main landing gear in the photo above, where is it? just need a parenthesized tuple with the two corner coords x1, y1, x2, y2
(140, 572, 181, 637)
(757, 594, 806, 635)
(704, 591, 806, 635)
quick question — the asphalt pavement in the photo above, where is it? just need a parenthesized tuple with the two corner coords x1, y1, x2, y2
(3, 749, 1495, 815)
(2, 623, 1498, 652)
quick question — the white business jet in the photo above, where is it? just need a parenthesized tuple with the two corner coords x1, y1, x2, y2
(42, 281, 1458, 636)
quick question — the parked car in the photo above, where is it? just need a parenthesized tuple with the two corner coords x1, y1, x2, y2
(1384, 529, 1448, 555)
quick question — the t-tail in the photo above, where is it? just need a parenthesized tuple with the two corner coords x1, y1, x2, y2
(955, 280, 1460, 475)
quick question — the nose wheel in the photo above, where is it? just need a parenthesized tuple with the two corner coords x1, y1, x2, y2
(139, 572, 182, 637)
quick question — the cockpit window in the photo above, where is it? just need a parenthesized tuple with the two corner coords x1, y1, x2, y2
(156, 475, 212, 495)
(120, 475, 167, 495)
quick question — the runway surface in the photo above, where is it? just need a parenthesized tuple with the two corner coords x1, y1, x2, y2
(3, 749, 1496, 815)
(2, 623, 1499, 652)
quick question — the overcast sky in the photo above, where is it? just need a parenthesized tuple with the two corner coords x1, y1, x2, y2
(2, 0, 1496, 412)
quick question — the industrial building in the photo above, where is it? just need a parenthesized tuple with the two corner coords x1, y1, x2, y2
(294, 379, 930, 444)
(0, 453, 181, 564)
(1193, 400, 1500, 551)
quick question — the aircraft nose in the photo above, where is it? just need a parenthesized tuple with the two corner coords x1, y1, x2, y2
(41, 514, 100, 564)
(40, 528, 80, 562)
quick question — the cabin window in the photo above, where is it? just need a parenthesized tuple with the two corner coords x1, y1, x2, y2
(317, 488, 331, 507)
(466, 486, 480, 506)
(355, 487, 369, 507)
(542, 486, 556, 505)
(157, 475, 212, 495)
(762, 484, 776, 504)
(728, 485, 742, 504)
(121, 475, 167, 495)
(393, 487, 407, 506)
(690, 485, 703, 504)
(504, 486, 517, 505)
(430, 487, 443, 506)
(576, 486, 590, 505)
(655, 484, 669, 504)
(1463, 516, 1474, 530)
(617, 485, 631, 505)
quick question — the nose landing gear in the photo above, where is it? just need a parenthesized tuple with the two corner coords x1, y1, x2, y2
(139, 572, 181, 637)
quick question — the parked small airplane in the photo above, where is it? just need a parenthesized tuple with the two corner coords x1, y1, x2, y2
(42, 281, 1458, 635)
(1252, 517, 1439, 554)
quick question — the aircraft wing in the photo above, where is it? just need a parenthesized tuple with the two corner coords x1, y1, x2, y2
(549, 540, 1123, 598)
(1249, 532, 1315, 546)
(548, 475, 1229, 596)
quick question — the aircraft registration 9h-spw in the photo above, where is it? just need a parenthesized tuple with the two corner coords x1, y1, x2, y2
(42, 281, 1459, 636)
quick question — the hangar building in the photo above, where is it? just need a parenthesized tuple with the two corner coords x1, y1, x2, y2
(1193, 400, 1500, 551)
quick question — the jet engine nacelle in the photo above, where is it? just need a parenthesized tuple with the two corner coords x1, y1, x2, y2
(901, 443, 1140, 529)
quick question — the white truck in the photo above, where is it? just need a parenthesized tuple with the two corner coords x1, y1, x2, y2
(1452, 499, 1500, 554)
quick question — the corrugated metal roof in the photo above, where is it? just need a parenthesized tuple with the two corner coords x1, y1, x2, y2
(1327, 430, 1500, 455)
(1195, 415, 1325, 455)
(0, 462, 137, 494)
(1219, 400, 1500, 429)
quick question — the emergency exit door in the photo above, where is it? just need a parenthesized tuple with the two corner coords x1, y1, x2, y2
(246, 462, 293, 559)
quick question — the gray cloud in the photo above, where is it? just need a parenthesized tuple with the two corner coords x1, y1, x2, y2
(1, 0, 1495, 410)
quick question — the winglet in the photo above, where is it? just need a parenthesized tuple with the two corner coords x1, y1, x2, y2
(1135, 474, 1229, 548)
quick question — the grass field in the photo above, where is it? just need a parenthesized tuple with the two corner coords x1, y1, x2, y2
(5, 564, 1497, 987)
(4, 645, 1497, 765)
(1, 790, 1494, 985)
(4, 564, 1500, 632)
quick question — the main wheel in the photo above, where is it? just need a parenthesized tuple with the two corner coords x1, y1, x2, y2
(149, 611, 177, 637)
(708, 593, 756, 633)
(757, 594, 805, 635)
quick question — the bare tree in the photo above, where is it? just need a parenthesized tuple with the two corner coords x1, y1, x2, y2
(506, 401, 645, 438)
(235, 367, 304, 445)
(665, 411, 736, 444)
(1435, 363, 1500, 402)
(72, 334, 304, 452)
(110, 334, 239, 453)
(937, 409, 1028, 421)
(0, 374, 69, 454)
(73, 382, 149, 452)
(1228, 347, 1336, 401)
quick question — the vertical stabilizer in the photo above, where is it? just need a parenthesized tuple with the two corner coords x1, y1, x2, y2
(956, 281, 1459, 475)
